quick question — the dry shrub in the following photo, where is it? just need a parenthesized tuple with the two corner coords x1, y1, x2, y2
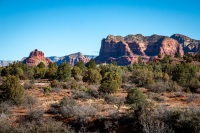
(0, 119, 15, 133)
(72, 90, 91, 100)
(148, 93, 165, 103)
(122, 83, 136, 90)
(104, 95, 125, 106)
(4, 117, 74, 133)
(59, 96, 97, 122)
(88, 85, 99, 98)
(0, 101, 13, 116)
(186, 93, 199, 103)
(174, 91, 184, 97)
(52, 87, 62, 93)
(24, 81, 37, 89)
(72, 104, 97, 121)
(23, 95, 38, 111)
(147, 81, 182, 93)
(27, 108, 44, 122)
(155, 105, 200, 133)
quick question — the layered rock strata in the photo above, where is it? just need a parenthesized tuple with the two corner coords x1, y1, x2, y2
(22, 49, 53, 66)
(96, 34, 188, 65)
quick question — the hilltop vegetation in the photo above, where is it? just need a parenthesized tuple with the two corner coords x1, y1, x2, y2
(0, 54, 200, 132)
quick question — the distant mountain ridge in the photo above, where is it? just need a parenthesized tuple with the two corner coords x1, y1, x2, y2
(0, 60, 14, 67)
(21, 50, 96, 67)
(1, 33, 199, 67)
(48, 52, 97, 66)
(0, 51, 96, 67)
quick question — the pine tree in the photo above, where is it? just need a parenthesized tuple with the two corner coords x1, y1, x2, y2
(99, 72, 122, 94)
(57, 62, 71, 81)
(45, 62, 57, 79)
(87, 59, 96, 69)
(83, 68, 102, 84)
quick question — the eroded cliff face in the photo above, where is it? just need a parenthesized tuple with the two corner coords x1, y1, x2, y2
(22, 49, 53, 66)
(96, 34, 186, 65)
(171, 34, 200, 53)
(159, 37, 184, 57)
(99, 37, 133, 61)
(145, 37, 184, 57)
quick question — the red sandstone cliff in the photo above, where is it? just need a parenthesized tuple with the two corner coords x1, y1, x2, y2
(159, 37, 184, 57)
(96, 34, 185, 65)
(22, 49, 53, 66)
(171, 34, 200, 53)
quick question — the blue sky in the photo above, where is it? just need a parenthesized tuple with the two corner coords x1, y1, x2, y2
(0, 0, 200, 60)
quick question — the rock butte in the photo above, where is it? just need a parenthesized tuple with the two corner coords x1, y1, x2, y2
(22, 49, 53, 66)
(22, 50, 95, 67)
(21, 34, 200, 66)
(95, 34, 200, 65)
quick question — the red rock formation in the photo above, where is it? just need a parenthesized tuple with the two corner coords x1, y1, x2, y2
(171, 34, 200, 53)
(99, 36, 133, 61)
(22, 49, 53, 66)
(96, 34, 184, 65)
(128, 41, 146, 56)
(159, 37, 184, 57)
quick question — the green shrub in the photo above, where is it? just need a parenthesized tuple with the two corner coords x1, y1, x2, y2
(45, 62, 57, 79)
(51, 80, 59, 88)
(158, 53, 162, 58)
(57, 62, 71, 81)
(83, 69, 102, 84)
(99, 72, 122, 94)
(99, 80, 118, 94)
(186, 87, 191, 93)
(125, 88, 146, 110)
(75, 60, 85, 69)
(87, 59, 96, 69)
(72, 66, 82, 81)
(131, 68, 154, 87)
(0, 75, 24, 105)
(33, 62, 47, 79)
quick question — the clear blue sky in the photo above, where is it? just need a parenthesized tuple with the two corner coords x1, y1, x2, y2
(0, 0, 200, 60)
